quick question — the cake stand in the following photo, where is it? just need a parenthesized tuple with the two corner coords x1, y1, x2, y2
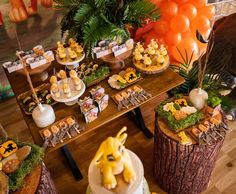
(56, 52, 85, 70)
(133, 56, 170, 75)
(50, 78, 86, 106)
(87, 150, 150, 194)
(101, 50, 132, 70)
(17, 62, 51, 82)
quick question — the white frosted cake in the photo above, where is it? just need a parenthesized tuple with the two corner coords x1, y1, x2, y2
(88, 150, 146, 194)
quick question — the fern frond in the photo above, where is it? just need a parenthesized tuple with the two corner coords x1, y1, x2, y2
(74, 4, 94, 25)
(123, 0, 160, 26)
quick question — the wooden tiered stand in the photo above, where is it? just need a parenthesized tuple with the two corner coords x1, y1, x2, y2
(153, 114, 225, 194)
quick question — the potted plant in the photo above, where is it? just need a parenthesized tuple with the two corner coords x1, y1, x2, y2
(54, 0, 160, 55)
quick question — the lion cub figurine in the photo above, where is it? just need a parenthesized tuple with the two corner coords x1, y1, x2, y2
(92, 126, 136, 189)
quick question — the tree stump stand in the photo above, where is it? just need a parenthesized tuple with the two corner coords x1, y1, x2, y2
(13, 163, 57, 194)
(153, 114, 225, 194)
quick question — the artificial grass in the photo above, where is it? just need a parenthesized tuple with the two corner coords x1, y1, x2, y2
(156, 98, 203, 132)
(0, 138, 44, 191)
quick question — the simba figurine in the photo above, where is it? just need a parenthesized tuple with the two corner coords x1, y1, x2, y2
(92, 127, 136, 189)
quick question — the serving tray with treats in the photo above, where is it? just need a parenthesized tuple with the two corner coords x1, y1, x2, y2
(186, 107, 229, 145)
(133, 40, 170, 74)
(156, 97, 203, 133)
(112, 85, 152, 111)
(39, 116, 84, 148)
(50, 78, 86, 105)
(76, 62, 110, 87)
(56, 39, 85, 69)
(108, 67, 142, 90)
(17, 83, 57, 115)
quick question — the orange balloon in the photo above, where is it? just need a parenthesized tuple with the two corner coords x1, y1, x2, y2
(198, 5, 215, 19)
(170, 14, 190, 33)
(174, 0, 189, 4)
(172, 37, 198, 63)
(165, 31, 182, 45)
(145, 32, 160, 47)
(191, 16, 210, 33)
(157, 37, 166, 45)
(182, 29, 194, 39)
(153, 20, 169, 36)
(150, 0, 163, 6)
(179, 3, 197, 20)
(189, 0, 206, 8)
(161, 1, 178, 20)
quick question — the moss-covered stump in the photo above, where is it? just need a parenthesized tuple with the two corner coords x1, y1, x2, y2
(153, 114, 225, 194)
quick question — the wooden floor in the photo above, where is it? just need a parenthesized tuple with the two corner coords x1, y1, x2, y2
(0, 97, 236, 194)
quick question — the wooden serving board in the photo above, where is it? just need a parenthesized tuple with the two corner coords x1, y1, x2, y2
(85, 73, 110, 87)
(39, 116, 84, 148)
(109, 75, 143, 90)
(112, 85, 151, 109)
(133, 56, 170, 75)
(17, 83, 57, 115)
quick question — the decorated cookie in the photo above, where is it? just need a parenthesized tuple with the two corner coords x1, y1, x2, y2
(0, 140, 18, 158)
(2, 159, 20, 174)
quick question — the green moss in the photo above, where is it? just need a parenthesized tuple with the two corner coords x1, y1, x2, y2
(156, 98, 203, 132)
(0, 138, 44, 191)
(83, 66, 110, 85)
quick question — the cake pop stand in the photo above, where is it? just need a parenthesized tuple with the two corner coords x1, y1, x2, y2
(101, 50, 132, 70)
(17, 62, 51, 82)
(56, 52, 85, 70)
(51, 78, 86, 106)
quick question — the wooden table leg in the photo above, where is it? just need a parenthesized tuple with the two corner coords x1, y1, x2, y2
(60, 145, 83, 181)
(127, 107, 153, 138)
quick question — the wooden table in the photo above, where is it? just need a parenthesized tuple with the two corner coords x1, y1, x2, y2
(4, 59, 184, 181)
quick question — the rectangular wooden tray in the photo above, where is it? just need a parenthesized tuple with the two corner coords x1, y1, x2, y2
(39, 116, 84, 148)
(85, 73, 110, 87)
(17, 83, 57, 115)
(112, 84, 151, 109)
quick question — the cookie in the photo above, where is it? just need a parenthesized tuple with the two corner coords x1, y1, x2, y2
(2, 159, 20, 174)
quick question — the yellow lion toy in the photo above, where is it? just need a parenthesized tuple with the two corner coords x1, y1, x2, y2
(92, 126, 136, 189)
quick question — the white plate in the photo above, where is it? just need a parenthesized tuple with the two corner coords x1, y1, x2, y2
(50, 78, 86, 104)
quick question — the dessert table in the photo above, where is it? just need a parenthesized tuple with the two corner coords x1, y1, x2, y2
(4, 59, 184, 181)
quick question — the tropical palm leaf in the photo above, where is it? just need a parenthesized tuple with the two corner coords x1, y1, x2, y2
(54, 0, 160, 54)
(74, 4, 94, 25)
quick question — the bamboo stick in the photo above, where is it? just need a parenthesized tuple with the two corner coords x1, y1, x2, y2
(15, 31, 40, 105)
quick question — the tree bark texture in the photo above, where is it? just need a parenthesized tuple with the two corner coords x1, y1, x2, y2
(153, 114, 224, 194)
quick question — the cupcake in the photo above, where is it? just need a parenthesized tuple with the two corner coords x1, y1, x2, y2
(68, 48, 77, 61)
(51, 84, 60, 98)
(157, 55, 165, 65)
(159, 45, 167, 56)
(50, 76, 57, 85)
(63, 84, 71, 98)
(147, 45, 155, 55)
(72, 77, 82, 91)
(58, 70, 67, 79)
(69, 70, 78, 78)
(75, 44, 83, 54)
(134, 51, 143, 61)
(143, 54, 152, 66)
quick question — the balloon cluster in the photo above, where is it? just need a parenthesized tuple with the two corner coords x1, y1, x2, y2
(134, 0, 215, 64)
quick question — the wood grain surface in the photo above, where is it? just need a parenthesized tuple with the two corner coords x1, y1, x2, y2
(154, 115, 225, 194)
(4, 59, 184, 152)
(0, 97, 236, 194)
